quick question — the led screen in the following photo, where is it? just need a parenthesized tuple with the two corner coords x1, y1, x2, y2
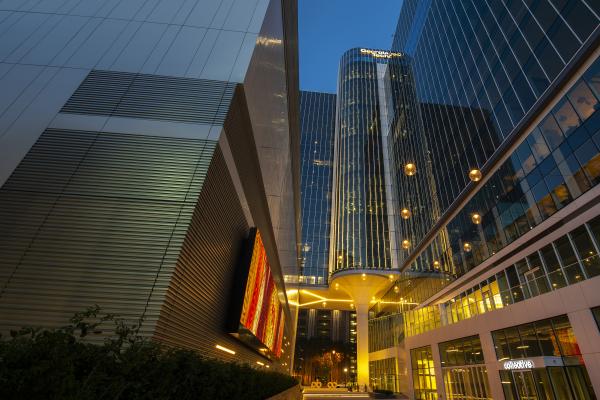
(235, 230, 284, 358)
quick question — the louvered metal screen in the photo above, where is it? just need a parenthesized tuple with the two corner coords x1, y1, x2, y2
(0, 129, 215, 340)
(61, 70, 235, 125)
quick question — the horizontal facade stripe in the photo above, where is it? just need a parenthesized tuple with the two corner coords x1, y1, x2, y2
(61, 70, 236, 125)
(0, 128, 216, 343)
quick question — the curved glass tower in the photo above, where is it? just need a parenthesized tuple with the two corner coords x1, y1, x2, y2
(332, 48, 397, 272)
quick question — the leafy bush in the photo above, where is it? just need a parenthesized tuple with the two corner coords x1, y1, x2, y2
(0, 306, 297, 400)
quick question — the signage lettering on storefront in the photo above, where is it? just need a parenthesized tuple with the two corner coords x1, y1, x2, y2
(503, 359, 535, 370)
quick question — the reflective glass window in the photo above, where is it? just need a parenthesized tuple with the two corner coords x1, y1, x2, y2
(535, 318, 561, 357)
(567, 81, 599, 121)
(551, 315, 580, 356)
(553, 98, 581, 136)
(550, 0, 598, 42)
(540, 244, 567, 289)
(519, 322, 542, 357)
(570, 225, 600, 278)
(554, 235, 584, 283)
(527, 127, 551, 162)
(583, 60, 600, 100)
(540, 114, 565, 150)
(592, 306, 600, 333)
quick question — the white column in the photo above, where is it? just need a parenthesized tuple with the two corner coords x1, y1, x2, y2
(568, 309, 600, 397)
(356, 302, 370, 390)
(480, 330, 504, 400)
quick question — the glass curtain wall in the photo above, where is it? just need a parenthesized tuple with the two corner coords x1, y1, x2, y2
(493, 315, 596, 400)
(409, 57, 600, 278)
(333, 48, 394, 271)
(299, 91, 337, 285)
(398, 213, 600, 337)
(370, 357, 399, 392)
(393, 0, 600, 229)
(411, 345, 439, 400)
(439, 335, 492, 400)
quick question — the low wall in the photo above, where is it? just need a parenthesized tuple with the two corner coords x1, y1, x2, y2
(265, 384, 302, 400)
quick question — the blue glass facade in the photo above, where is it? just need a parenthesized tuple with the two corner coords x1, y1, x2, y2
(300, 91, 336, 285)
(389, 0, 600, 277)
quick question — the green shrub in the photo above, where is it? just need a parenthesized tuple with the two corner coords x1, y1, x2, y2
(0, 306, 296, 400)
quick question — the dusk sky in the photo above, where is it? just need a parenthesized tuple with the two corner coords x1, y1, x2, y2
(298, 0, 404, 93)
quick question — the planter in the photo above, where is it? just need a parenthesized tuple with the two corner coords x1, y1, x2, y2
(265, 384, 302, 400)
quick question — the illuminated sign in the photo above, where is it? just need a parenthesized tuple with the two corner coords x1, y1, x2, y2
(503, 359, 535, 370)
(228, 229, 285, 359)
(360, 48, 403, 59)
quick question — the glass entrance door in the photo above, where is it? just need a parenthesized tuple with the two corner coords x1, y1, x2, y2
(513, 370, 540, 400)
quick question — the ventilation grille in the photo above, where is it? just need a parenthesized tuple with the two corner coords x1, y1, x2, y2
(61, 70, 236, 125)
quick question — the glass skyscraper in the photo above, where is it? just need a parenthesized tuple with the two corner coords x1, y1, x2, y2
(298, 91, 336, 286)
(332, 48, 407, 272)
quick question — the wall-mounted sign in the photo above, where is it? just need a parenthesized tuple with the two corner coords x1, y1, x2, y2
(360, 48, 403, 59)
(503, 359, 535, 370)
(227, 228, 285, 359)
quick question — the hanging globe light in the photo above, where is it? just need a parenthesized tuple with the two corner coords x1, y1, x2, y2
(401, 208, 411, 219)
(402, 239, 410, 249)
(463, 242, 472, 252)
(468, 168, 482, 182)
(471, 213, 482, 224)
(404, 163, 416, 176)
(433, 260, 440, 269)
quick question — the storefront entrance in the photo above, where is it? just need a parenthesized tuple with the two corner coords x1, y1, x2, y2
(512, 370, 538, 400)
(500, 366, 596, 400)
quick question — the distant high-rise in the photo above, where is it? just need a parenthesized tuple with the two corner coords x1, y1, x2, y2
(0, 0, 300, 371)
(298, 91, 336, 286)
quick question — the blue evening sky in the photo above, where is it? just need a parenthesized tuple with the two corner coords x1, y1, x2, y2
(298, 0, 404, 93)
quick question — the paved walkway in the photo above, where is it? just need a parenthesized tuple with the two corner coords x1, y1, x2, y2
(302, 388, 370, 400)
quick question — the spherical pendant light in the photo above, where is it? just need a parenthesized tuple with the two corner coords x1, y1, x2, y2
(468, 169, 482, 182)
(401, 208, 411, 219)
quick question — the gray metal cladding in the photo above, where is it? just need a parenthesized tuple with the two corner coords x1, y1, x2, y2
(153, 146, 262, 363)
(61, 70, 236, 125)
(0, 128, 216, 340)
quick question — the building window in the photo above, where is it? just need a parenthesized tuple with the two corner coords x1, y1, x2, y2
(410, 345, 438, 400)
(369, 358, 398, 393)
(592, 306, 600, 333)
(439, 335, 491, 400)
(493, 315, 596, 399)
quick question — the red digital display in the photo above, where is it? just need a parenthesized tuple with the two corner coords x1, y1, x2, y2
(239, 230, 284, 357)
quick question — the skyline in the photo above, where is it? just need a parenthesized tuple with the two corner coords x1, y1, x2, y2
(298, 0, 403, 93)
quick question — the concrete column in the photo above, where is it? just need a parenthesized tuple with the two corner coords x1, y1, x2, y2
(568, 309, 600, 397)
(356, 302, 370, 390)
(480, 330, 504, 400)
